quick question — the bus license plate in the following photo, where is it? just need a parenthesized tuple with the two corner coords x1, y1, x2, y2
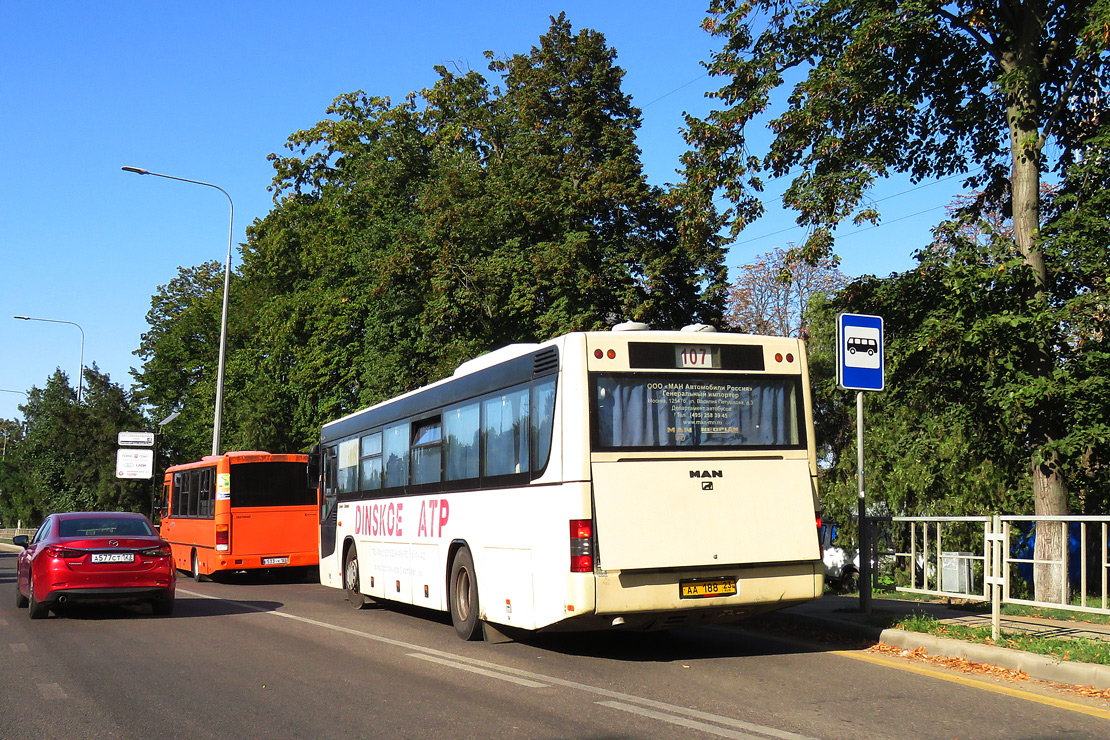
(680, 579, 736, 599)
(92, 552, 135, 563)
(262, 557, 289, 566)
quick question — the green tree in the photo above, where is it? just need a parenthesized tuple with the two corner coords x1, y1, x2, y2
(13, 368, 149, 522)
(132, 261, 243, 461)
(0, 417, 28, 527)
(683, 0, 1110, 601)
(221, 14, 727, 448)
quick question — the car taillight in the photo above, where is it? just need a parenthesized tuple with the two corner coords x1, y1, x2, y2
(570, 519, 593, 573)
(44, 546, 82, 559)
(141, 545, 173, 558)
(216, 524, 229, 552)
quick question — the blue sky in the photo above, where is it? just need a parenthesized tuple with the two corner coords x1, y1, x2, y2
(0, 1, 961, 422)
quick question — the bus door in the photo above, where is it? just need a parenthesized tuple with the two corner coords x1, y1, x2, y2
(320, 445, 339, 560)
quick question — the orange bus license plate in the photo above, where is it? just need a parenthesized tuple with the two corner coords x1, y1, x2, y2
(680, 579, 737, 599)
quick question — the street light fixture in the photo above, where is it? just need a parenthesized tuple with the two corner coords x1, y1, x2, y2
(13, 316, 85, 402)
(122, 166, 233, 457)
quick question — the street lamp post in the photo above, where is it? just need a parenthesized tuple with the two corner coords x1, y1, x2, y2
(13, 316, 85, 402)
(122, 166, 233, 457)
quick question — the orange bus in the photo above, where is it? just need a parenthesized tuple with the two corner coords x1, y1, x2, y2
(159, 451, 318, 581)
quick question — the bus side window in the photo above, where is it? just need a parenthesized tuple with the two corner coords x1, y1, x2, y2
(531, 378, 556, 475)
(338, 438, 359, 495)
(359, 432, 382, 492)
(483, 386, 529, 477)
(411, 417, 442, 485)
(383, 423, 408, 489)
(444, 402, 479, 482)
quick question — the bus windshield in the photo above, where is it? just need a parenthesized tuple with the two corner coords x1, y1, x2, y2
(592, 373, 802, 449)
(230, 461, 316, 507)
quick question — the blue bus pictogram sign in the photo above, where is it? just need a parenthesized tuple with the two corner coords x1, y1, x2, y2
(837, 313, 884, 391)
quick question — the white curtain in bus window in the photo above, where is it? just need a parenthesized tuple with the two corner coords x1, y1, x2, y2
(482, 386, 529, 476)
(360, 432, 382, 490)
(384, 423, 408, 488)
(339, 438, 359, 493)
(444, 402, 480, 481)
(595, 375, 800, 447)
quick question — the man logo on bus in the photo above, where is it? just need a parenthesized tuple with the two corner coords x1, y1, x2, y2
(690, 470, 723, 479)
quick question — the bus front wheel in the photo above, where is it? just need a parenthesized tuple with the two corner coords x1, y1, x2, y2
(449, 547, 482, 641)
(344, 546, 366, 609)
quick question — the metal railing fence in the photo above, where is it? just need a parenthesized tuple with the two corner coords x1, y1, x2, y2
(875, 515, 1110, 640)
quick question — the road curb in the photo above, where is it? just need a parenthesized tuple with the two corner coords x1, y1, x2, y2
(765, 609, 1110, 691)
(879, 627, 1110, 691)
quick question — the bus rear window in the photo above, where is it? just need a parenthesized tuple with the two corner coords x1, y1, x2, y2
(230, 462, 316, 508)
(592, 374, 803, 449)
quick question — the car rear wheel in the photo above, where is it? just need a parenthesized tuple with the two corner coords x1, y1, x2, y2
(15, 583, 28, 609)
(28, 578, 50, 620)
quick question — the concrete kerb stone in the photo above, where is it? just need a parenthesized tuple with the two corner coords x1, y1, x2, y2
(763, 607, 1110, 692)
(879, 627, 1110, 691)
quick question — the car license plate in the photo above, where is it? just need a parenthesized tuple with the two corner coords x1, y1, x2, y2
(679, 578, 737, 599)
(91, 552, 135, 564)
(262, 557, 289, 566)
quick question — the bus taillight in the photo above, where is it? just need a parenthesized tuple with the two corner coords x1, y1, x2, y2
(570, 519, 593, 573)
(216, 524, 230, 552)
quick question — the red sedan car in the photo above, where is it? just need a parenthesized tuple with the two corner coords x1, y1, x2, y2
(14, 511, 176, 619)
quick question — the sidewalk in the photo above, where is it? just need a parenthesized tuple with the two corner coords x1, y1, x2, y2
(770, 594, 1110, 691)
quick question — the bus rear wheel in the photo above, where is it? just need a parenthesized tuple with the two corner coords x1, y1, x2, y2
(344, 546, 366, 609)
(190, 550, 208, 583)
(449, 546, 482, 641)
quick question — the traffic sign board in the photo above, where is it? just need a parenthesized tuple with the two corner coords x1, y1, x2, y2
(118, 431, 155, 447)
(837, 313, 885, 391)
(116, 448, 154, 479)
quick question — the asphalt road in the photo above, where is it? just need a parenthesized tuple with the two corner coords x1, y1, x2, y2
(2, 550, 1108, 740)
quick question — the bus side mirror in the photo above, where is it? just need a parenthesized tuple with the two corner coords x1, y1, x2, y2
(307, 444, 321, 488)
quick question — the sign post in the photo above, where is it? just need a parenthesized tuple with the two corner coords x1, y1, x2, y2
(836, 313, 885, 614)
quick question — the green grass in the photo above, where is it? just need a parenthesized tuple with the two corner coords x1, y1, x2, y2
(897, 612, 1110, 666)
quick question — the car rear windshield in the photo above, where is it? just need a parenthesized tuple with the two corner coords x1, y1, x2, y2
(59, 518, 154, 538)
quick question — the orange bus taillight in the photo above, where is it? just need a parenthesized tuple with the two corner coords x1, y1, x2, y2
(570, 519, 593, 573)
(216, 524, 230, 552)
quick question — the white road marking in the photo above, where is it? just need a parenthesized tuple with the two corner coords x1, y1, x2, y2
(409, 653, 550, 688)
(599, 700, 815, 740)
(10, 643, 28, 653)
(178, 588, 822, 740)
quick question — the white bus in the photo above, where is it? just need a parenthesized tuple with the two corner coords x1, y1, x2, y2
(315, 324, 823, 640)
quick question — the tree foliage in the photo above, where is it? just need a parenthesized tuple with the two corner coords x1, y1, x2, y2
(134, 15, 728, 455)
(726, 247, 847, 337)
(685, 0, 1109, 600)
(2, 368, 150, 525)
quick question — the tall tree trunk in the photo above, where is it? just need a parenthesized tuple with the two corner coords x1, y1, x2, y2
(1003, 27, 1069, 603)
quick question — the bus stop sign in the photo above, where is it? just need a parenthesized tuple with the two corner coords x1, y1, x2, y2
(837, 313, 884, 391)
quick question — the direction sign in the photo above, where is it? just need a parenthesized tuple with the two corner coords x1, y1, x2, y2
(116, 448, 154, 479)
(837, 313, 885, 391)
(118, 431, 155, 447)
